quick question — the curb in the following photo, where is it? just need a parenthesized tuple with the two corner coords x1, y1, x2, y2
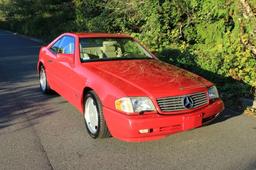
(13, 32, 43, 43)
(1, 29, 43, 43)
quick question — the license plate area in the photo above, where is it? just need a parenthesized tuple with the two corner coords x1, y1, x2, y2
(183, 113, 202, 130)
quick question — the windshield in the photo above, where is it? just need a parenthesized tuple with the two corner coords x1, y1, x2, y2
(79, 38, 153, 62)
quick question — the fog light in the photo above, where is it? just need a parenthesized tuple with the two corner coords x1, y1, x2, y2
(139, 129, 150, 134)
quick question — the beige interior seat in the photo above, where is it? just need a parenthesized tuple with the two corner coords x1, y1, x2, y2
(80, 47, 103, 60)
(101, 41, 122, 58)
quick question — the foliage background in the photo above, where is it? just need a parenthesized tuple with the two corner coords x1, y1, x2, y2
(0, 0, 255, 106)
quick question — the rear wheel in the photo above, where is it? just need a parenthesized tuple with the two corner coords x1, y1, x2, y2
(84, 91, 110, 138)
(39, 65, 52, 94)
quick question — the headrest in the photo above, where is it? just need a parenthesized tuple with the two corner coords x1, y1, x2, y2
(103, 41, 118, 46)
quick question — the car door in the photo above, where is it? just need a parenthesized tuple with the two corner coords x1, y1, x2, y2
(45, 37, 64, 91)
(54, 36, 77, 104)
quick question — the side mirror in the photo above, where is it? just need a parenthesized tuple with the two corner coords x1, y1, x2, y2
(57, 53, 74, 65)
(57, 48, 64, 54)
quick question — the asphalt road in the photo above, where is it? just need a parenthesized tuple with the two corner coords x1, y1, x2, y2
(0, 29, 256, 170)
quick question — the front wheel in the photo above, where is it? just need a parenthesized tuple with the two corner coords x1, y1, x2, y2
(84, 91, 110, 138)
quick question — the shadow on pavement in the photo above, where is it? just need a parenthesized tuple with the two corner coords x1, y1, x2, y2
(0, 30, 60, 132)
(0, 85, 59, 129)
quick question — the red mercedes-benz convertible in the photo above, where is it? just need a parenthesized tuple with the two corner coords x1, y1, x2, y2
(37, 32, 224, 142)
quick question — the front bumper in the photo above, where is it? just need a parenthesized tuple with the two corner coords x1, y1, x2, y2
(103, 99, 224, 142)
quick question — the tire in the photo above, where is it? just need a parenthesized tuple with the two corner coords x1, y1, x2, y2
(84, 91, 110, 138)
(39, 65, 52, 94)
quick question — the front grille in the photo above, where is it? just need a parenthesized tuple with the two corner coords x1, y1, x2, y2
(157, 92, 208, 112)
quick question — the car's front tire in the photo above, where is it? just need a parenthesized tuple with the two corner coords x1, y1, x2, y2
(39, 65, 52, 94)
(84, 91, 110, 138)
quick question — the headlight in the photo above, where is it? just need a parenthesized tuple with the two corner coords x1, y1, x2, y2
(115, 97, 156, 114)
(208, 86, 219, 100)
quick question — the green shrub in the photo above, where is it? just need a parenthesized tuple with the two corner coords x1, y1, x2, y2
(1, 0, 255, 104)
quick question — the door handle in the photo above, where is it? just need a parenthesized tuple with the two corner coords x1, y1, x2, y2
(48, 60, 53, 63)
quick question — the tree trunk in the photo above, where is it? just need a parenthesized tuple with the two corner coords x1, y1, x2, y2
(240, 0, 256, 57)
(240, 0, 254, 18)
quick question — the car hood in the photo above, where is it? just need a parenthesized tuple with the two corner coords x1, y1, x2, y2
(84, 59, 213, 98)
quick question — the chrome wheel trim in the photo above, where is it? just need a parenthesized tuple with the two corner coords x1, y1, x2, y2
(84, 97, 99, 134)
(40, 68, 47, 91)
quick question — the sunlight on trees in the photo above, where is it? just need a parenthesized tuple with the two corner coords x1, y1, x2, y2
(0, 0, 255, 101)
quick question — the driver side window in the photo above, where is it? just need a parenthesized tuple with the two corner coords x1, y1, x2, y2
(59, 36, 75, 54)
(50, 38, 63, 53)
(50, 36, 75, 54)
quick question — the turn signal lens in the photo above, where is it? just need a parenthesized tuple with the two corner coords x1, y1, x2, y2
(139, 129, 150, 134)
(115, 97, 156, 115)
(115, 97, 134, 113)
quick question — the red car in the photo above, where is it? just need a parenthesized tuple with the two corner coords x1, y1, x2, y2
(37, 32, 224, 142)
